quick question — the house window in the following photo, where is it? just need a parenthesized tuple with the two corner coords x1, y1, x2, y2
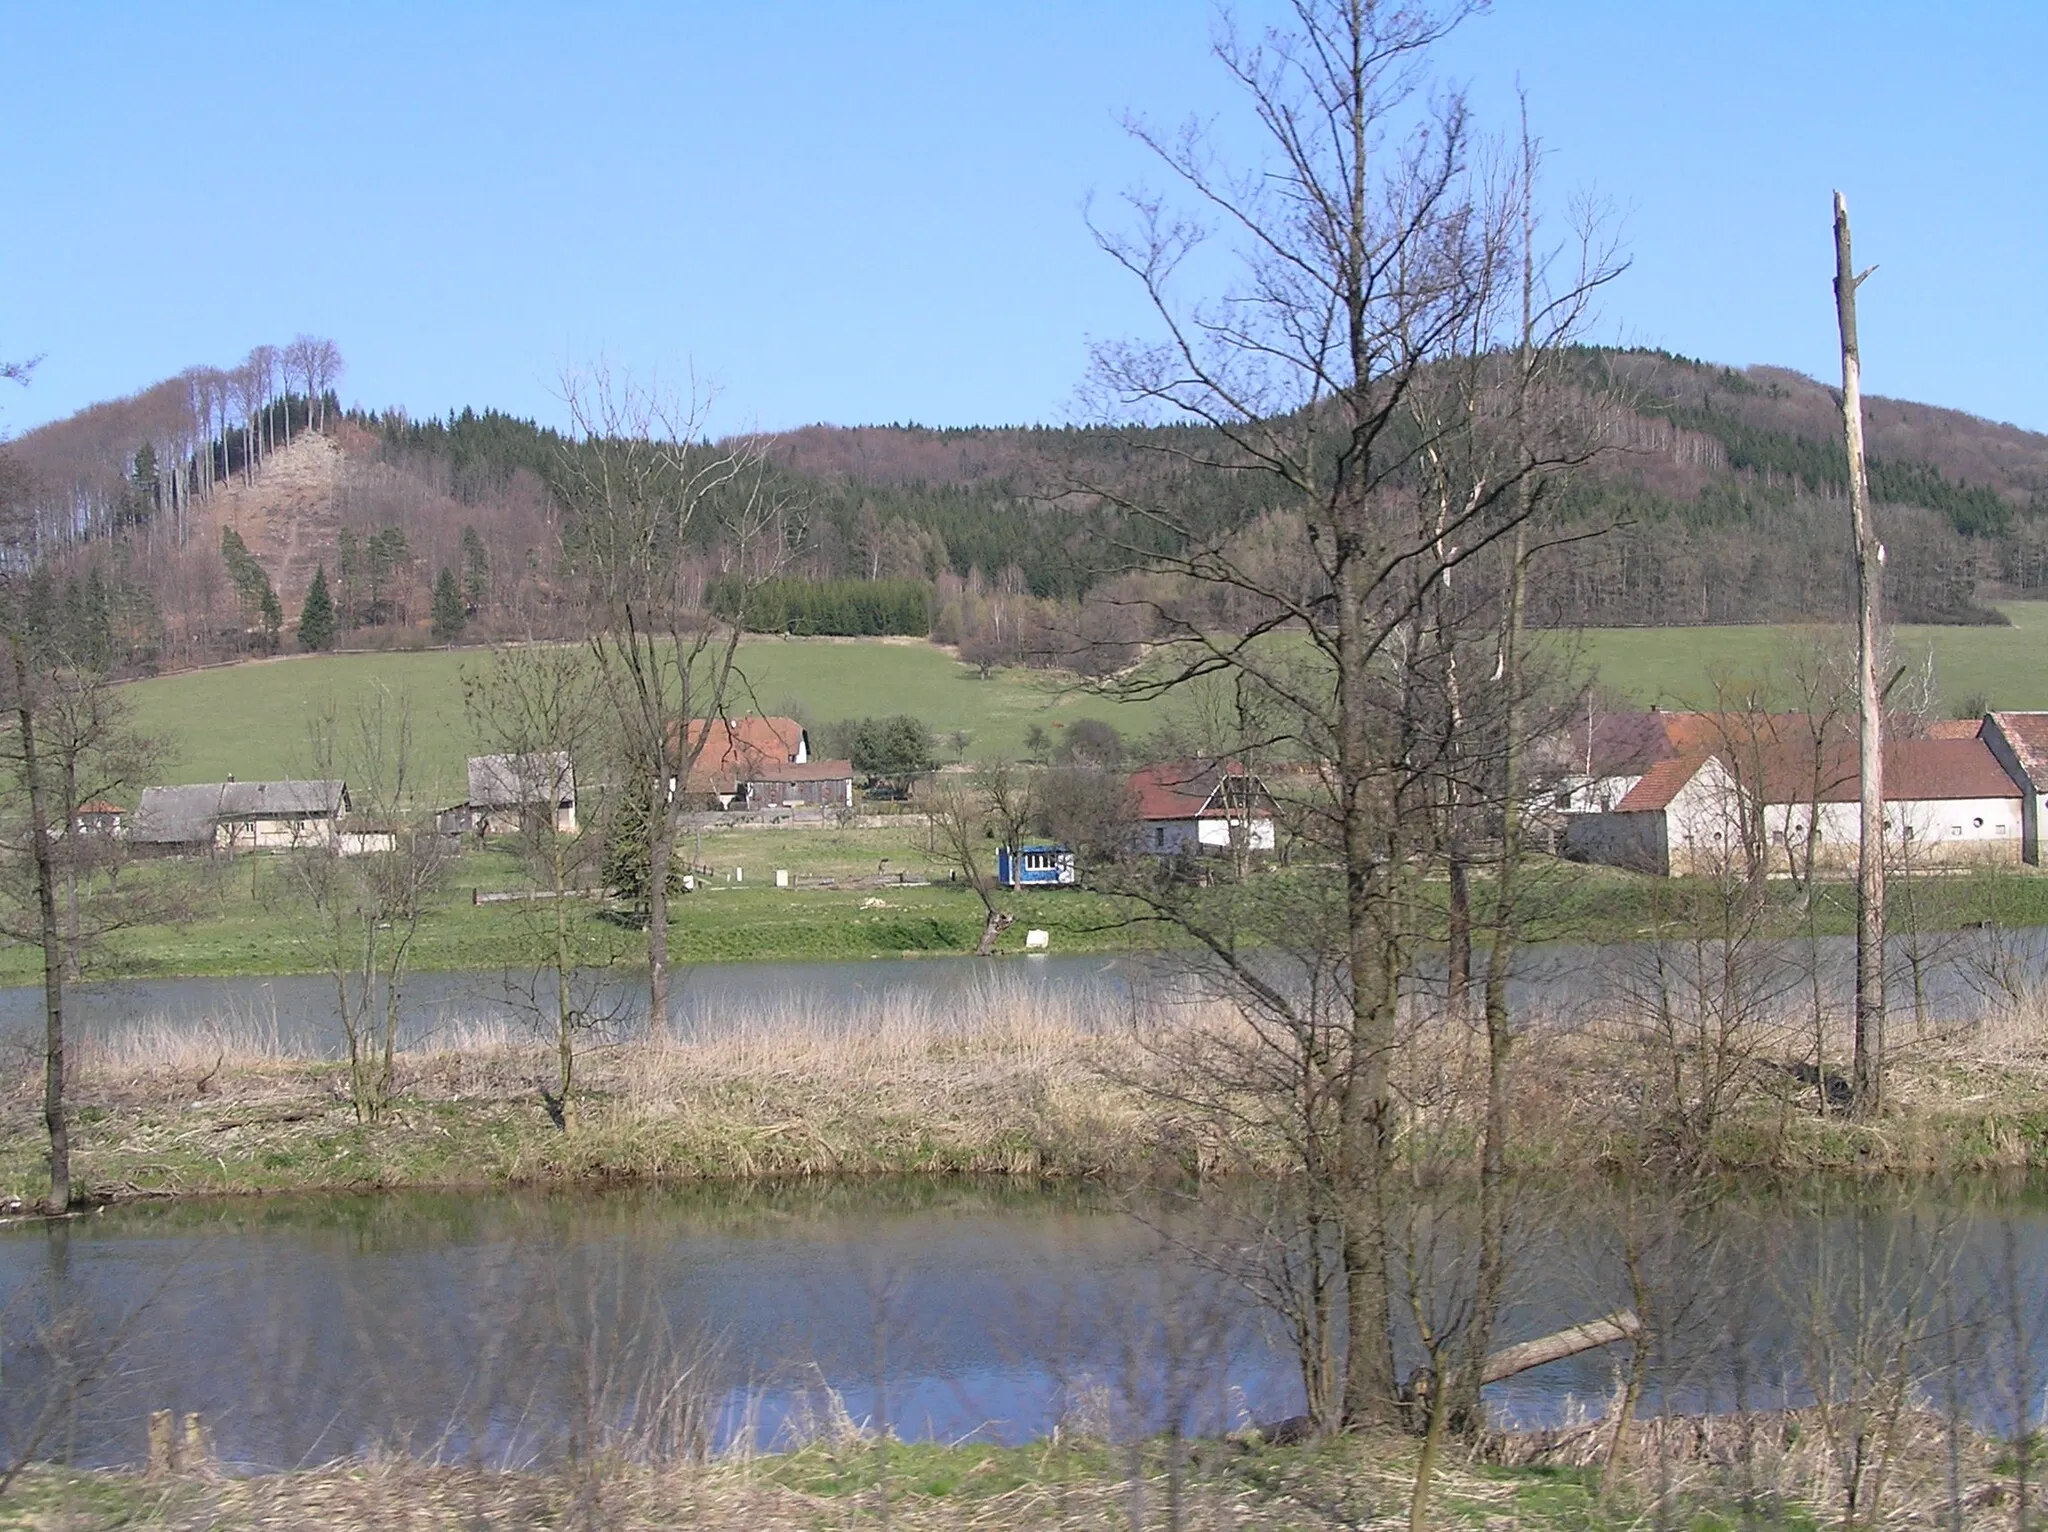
(1154, 827, 1166, 848)
(1974, 817, 1985, 829)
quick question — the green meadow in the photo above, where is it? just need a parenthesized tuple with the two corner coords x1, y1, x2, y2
(1574, 600, 2048, 712)
(119, 638, 1169, 801)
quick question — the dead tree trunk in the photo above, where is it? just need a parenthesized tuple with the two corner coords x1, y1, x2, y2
(1834, 191, 1885, 1116)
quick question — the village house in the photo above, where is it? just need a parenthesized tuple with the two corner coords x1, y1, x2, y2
(1128, 760, 1279, 857)
(131, 779, 350, 856)
(73, 799, 124, 836)
(1564, 733, 2023, 876)
(677, 716, 855, 810)
(463, 752, 578, 837)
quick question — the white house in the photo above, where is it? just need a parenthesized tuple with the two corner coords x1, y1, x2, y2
(1565, 736, 2024, 876)
(132, 779, 351, 856)
(1129, 760, 1278, 857)
(466, 752, 578, 836)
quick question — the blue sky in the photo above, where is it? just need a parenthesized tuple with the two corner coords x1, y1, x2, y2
(3, 2, 2043, 437)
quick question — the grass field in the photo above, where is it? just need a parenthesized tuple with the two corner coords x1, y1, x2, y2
(1575, 600, 2048, 712)
(119, 639, 1169, 802)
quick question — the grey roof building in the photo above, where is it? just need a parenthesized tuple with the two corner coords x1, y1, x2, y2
(131, 779, 349, 853)
(465, 752, 577, 834)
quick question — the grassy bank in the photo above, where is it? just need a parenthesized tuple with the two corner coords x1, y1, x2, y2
(11, 975, 2048, 1205)
(0, 1404, 2015, 1530)
(10, 833, 2048, 985)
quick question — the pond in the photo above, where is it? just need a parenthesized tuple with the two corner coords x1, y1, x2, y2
(5, 1177, 2048, 1471)
(5, 923, 2043, 1057)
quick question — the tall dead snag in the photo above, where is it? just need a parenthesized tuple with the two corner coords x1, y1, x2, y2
(1833, 191, 1885, 1116)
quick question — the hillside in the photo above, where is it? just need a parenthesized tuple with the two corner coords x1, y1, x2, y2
(7, 347, 2048, 678)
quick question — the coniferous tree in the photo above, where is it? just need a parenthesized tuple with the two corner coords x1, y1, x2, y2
(258, 584, 283, 653)
(431, 567, 466, 642)
(460, 526, 489, 614)
(298, 565, 337, 651)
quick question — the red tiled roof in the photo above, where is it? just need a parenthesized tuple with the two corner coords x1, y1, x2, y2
(1614, 756, 1710, 813)
(1990, 711, 2048, 786)
(1128, 760, 1264, 821)
(675, 716, 807, 795)
(1732, 737, 2017, 806)
(1924, 718, 1985, 741)
(76, 799, 125, 815)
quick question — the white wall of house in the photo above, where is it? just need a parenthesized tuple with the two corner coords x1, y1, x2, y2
(1768, 796, 2022, 863)
(215, 816, 338, 852)
(1556, 774, 1645, 815)
(1143, 816, 1277, 856)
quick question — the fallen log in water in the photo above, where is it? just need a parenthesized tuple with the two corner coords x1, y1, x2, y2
(1246, 1310, 1642, 1443)
(1481, 1310, 1642, 1385)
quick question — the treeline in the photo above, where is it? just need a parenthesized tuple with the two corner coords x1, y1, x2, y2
(709, 576, 930, 636)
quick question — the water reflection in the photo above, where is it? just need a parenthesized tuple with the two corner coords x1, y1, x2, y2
(8, 1178, 2048, 1470)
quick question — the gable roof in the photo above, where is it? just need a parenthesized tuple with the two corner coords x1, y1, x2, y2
(1617, 738, 2021, 813)
(677, 716, 808, 794)
(132, 785, 225, 845)
(469, 752, 574, 808)
(131, 780, 346, 844)
(218, 779, 345, 817)
(1128, 760, 1272, 822)
(1613, 755, 1712, 812)
(1989, 711, 2048, 788)
(1924, 718, 1985, 741)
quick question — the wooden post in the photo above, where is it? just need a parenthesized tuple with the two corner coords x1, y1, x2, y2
(146, 1409, 175, 1475)
(1834, 191, 1886, 1116)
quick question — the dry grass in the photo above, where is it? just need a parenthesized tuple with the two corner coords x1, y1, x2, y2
(11, 967, 2048, 1203)
(2, 1410, 2029, 1531)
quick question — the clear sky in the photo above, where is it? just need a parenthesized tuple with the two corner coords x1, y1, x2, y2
(2, 2, 2043, 438)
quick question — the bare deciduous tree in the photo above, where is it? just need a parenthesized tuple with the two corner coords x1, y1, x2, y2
(557, 366, 800, 1025)
(1083, 0, 1621, 1429)
(463, 641, 625, 1128)
(289, 691, 451, 1123)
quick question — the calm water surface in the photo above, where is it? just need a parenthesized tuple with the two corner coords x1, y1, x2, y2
(6, 1178, 2048, 1470)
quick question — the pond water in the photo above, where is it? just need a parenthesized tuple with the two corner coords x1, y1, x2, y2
(5, 1178, 2048, 1471)
(5, 923, 2044, 1058)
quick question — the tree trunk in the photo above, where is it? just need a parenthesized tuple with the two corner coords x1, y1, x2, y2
(646, 784, 672, 1030)
(12, 641, 69, 1210)
(1834, 191, 1886, 1116)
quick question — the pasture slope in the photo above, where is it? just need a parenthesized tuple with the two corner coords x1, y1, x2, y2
(1574, 600, 2048, 712)
(118, 638, 1167, 800)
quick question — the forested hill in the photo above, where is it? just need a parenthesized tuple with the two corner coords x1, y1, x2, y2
(5, 346, 2048, 677)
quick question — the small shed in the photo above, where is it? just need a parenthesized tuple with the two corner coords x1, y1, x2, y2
(996, 842, 1078, 888)
(742, 758, 856, 810)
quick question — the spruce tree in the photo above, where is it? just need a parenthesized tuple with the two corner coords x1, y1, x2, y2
(298, 566, 337, 651)
(431, 567, 466, 642)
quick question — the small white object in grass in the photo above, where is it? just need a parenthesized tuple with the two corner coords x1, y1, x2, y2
(1025, 929, 1050, 951)
(775, 869, 789, 888)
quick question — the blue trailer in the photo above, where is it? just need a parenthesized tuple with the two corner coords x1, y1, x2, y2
(996, 842, 1078, 888)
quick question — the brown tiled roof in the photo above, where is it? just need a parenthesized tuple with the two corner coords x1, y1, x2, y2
(676, 716, 807, 795)
(1924, 718, 1985, 741)
(1737, 737, 2018, 805)
(1874, 738, 2021, 802)
(1614, 756, 1710, 812)
(1990, 711, 2048, 786)
(1128, 760, 1267, 821)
